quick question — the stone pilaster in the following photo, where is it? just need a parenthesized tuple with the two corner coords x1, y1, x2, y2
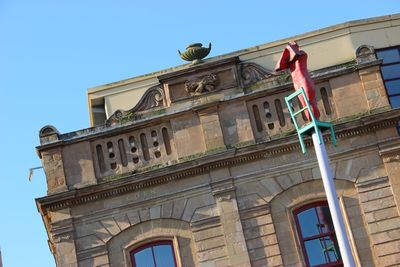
(380, 141, 400, 215)
(41, 148, 68, 194)
(212, 180, 251, 267)
(48, 209, 79, 267)
(198, 106, 226, 151)
(356, 176, 400, 266)
(359, 66, 390, 110)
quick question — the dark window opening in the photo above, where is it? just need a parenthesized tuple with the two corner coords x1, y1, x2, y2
(129, 136, 138, 153)
(118, 139, 128, 167)
(107, 141, 115, 158)
(320, 87, 332, 115)
(252, 104, 263, 132)
(140, 133, 150, 161)
(110, 162, 117, 170)
(162, 127, 172, 155)
(264, 101, 272, 119)
(275, 99, 286, 127)
(96, 144, 106, 173)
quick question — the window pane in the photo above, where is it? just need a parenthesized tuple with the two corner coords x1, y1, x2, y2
(133, 247, 155, 267)
(386, 79, 400, 96)
(154, 244, 176, 267)
(297, 206, 333, 238)
(304, 237, 341, 266)
(390, 95, 400, 108)
(377, 49, 400, 64)
(381, 63, 400, 80)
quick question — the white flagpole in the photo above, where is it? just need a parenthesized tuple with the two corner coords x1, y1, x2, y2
(312, 130, 355, 267)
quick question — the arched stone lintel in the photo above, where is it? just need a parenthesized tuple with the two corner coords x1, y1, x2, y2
(106, 218, 197, 267)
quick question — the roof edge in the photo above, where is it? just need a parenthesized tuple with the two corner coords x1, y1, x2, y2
(87, 13, 400, 94)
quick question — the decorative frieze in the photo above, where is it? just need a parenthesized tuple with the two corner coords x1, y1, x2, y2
(37, 112, 400, 212)
(92, 122, 176, 179)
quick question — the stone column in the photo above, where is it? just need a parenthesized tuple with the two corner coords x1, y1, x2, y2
(212, 180, 251, 267)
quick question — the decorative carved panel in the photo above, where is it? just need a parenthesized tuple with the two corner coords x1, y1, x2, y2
(239, 63, 274, 87)
(185, 73, 218, 96)
(106, 85, 164, 126)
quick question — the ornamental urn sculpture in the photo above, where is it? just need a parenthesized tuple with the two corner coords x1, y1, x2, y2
(178, 43, 212, 64)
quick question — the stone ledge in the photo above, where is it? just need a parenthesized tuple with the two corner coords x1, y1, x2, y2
(37, 59, 381, 149)
(36, 109, 400, 213)
(356, 176, 389, 189)
(191, 216, 221, 231)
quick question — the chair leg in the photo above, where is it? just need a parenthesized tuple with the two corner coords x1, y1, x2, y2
(298, 133, 307, 154)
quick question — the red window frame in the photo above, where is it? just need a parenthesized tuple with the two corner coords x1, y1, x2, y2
(293, 201, 343, 267)
(130, 240, 178, 267)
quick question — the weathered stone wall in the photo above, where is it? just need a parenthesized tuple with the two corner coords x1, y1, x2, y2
(39, 58, 391, 194)
(36, 41, 400, 267)
(39, 125, 400, 266)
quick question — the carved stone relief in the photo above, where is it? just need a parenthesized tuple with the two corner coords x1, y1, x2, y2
(383, 154, 400, 163)
(132, 85, 164, 112)
(355, 45, 377, 64)
(184, 73, 218, 95)
(239, 62, 274, 86)
(106, 85, 164, 126)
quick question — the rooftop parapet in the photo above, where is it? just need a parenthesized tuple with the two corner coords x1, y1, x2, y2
(37, 45, 393, 195)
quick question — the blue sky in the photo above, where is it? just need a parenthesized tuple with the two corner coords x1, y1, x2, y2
(1, 1, 399, 266)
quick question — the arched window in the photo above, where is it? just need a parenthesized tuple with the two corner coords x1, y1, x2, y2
(131, 240, 177, 267)
(293, 201, 342, 267)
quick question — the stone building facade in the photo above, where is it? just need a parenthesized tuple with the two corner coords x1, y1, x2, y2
(36, 14, 400, 266)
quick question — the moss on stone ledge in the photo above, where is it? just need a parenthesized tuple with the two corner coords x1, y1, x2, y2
(332, 106, 391, 124)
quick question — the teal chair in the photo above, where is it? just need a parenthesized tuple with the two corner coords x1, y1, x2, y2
(284, 87, 337, 154)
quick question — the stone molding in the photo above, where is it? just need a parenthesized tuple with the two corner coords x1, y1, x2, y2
(239, 203, 271, 219)
(355, 176, 389, 189)
(379, 140, 400, 163)
(106, 219, 196, 267)
(39, 125, 60, 145)
(76, 245, 108, 262)
(37, 58, 383, 149)
(383, 154, 400, 163)
(106, 85, 164, 126)
(211, 179, 235, 198)
(53, 234, 73, 243)
(355, 44, 378, 65)
(238, 62, 274, 87)
(190, 215, 221, 230)
(36, 111, 400, 212)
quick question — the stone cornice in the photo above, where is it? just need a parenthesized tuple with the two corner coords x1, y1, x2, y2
(87, 13, 399, 95)
(379, 138, 400, 163)
(36, 109, 400, 213)
(36, 59, 380, 153)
